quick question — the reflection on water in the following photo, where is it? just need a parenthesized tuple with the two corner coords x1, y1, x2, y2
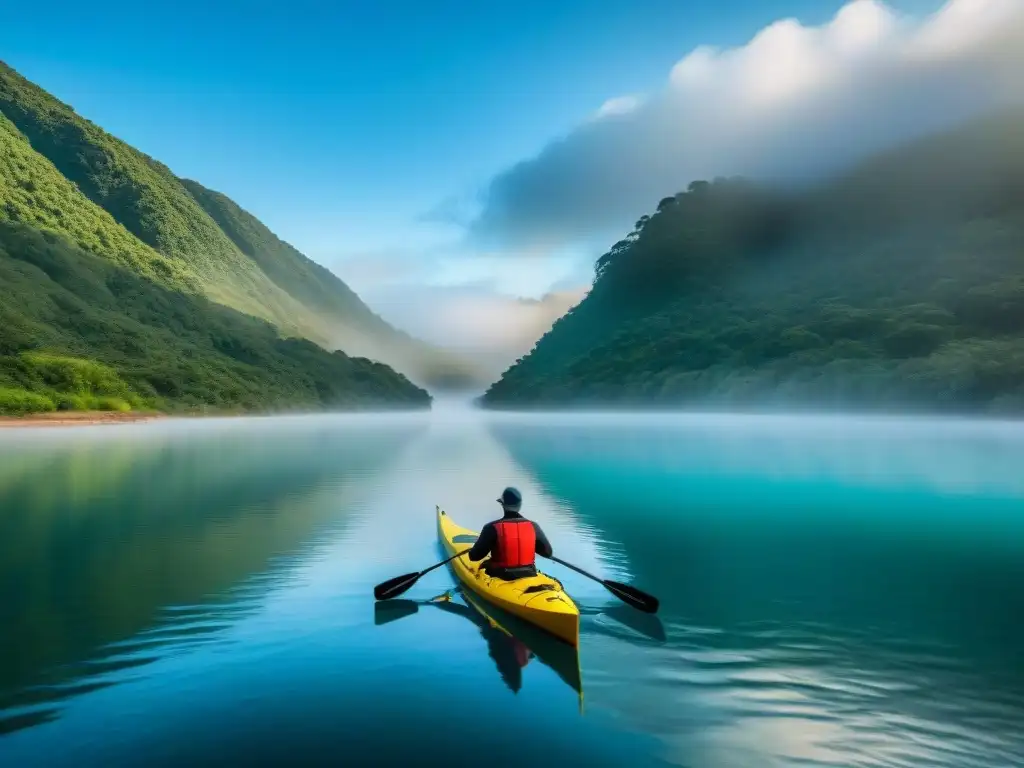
(490, 413, 1024, 767)
(374, 588, 584, 703)
(0, 417, 422, 736)
(2, 410, 1024, 767)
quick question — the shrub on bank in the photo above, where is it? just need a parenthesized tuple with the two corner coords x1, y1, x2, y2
(0, 354, 152, 415)
(0, 387, 56, 415)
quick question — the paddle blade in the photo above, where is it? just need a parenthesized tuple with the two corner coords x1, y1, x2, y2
(373, 572, 420, 601)
(603, 580, 660, 614)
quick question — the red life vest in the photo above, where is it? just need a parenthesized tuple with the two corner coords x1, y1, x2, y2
(489, 519, 536, 568)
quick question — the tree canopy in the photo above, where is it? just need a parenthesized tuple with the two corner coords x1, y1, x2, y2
(482, 109, 1024, 414)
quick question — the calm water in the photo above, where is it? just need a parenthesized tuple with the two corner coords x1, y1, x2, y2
(2, 407, 1024, 767)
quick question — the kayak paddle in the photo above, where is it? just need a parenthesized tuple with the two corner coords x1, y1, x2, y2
(373, 550, 471, 600)
(545, 555, 660, 615)
(372, 548, 659, 614)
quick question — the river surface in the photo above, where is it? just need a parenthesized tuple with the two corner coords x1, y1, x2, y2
(1, 407, 1023, 767)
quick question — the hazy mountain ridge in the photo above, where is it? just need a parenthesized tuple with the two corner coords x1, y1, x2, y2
(176, 177, 480, 387)
(481, 109, 1024, 414)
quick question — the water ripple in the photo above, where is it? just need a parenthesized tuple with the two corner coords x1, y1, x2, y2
(0, 557, 287, 738)
(4, 413, 1024, 767)
(582, 615, 1024, 767)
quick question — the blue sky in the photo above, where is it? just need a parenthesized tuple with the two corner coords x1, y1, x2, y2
(3, 1, 937, 258)
(10, 0, 1014, 360)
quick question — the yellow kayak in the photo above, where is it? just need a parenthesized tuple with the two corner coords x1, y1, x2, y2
(436, 505, 580, 647)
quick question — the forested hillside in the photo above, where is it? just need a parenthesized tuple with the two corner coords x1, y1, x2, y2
(0, 220, 430, 414)
(179, 178, 474, 382)
(0, 61, 431, 414)
(482, 110, 1024, 414)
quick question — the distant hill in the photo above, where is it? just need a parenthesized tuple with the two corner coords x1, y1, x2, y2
(481, 109, 1024, 414)
(178, 177, 481, 387)
(0, 60, 432, 414)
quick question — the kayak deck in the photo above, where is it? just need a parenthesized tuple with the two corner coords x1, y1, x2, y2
(436, 506, 580, 647)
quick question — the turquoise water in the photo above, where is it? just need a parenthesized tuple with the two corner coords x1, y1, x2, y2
(2, 408, 1023, 767)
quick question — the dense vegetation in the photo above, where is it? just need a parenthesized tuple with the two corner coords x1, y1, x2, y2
(0, 62, 305, 326)
(0, 221, 430, 413)
(482, 110, 1024, 414)
(0, 110, 193, 291)
(0, 60, 437, 414)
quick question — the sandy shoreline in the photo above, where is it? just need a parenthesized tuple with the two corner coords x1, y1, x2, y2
(0, 411, 166, 428)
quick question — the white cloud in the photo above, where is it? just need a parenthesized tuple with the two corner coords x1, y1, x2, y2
(336, 242, 592, 298)
(422, 288, 586, 353)
(331, 242, 592, 376)
(358, 283, 588, 378)
(594, 94, 644, 119)
(467, 0, 1024, 250)
(427, 252, 586, 296)
(331, 248, 429, 290)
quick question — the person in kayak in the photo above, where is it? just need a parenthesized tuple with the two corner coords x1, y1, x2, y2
(466, 487, 553, 580)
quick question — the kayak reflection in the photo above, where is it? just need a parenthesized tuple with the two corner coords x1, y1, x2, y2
(434, 595, 535, 695)
(374, 589, 583, 707)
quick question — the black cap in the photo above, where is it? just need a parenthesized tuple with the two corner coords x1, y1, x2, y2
(497, 486, 522, 511)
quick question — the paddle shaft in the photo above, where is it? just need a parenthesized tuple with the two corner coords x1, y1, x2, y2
(545, 554, 598, 582)
(420, 548, 471, 578)
(375, 541, 657, 612)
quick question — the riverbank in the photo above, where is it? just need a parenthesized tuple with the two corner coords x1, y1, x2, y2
(0, 411, 165, 428)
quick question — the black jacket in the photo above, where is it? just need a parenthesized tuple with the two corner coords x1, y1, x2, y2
(467, 511, 553, 576)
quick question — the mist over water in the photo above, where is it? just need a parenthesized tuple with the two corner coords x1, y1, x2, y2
(1, 410, 1023, 767)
